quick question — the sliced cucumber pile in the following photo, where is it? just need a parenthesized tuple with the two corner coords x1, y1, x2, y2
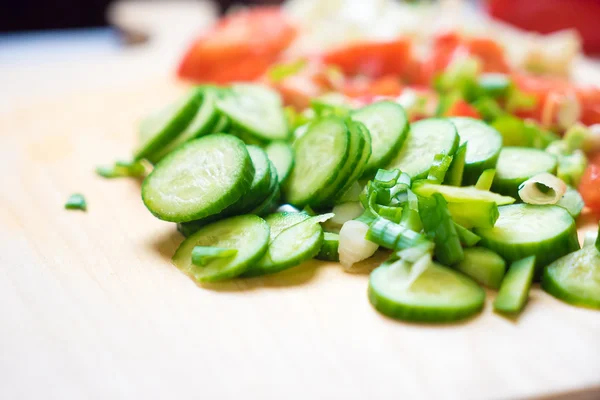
(107, 81, 596, 324)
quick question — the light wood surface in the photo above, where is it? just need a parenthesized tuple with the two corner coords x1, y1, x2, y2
(1, 76, 600, 400)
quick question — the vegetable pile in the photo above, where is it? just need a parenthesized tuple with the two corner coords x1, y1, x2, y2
(88, 5, 600, 324)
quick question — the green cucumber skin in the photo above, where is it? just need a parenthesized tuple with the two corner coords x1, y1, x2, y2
(135, 89, 203, 161)
(475, 204, 580, 279)
(265, 141, 294, 185)
(494, 256, 536, 315)
(316, 232, 340, 261)
(351, 101, 409, 179)
(454, 248, 506, 289)
(227, 147, 273, 214)
(142, 134, 254, 223)
(444, 143, 467, 186)
(492, 147, 558, 198)
(368, 262, 486, 323)
(542, 246, 600, 310)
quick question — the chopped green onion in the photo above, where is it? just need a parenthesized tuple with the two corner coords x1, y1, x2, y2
(427, 153, 453, 184)
(267, 59, 307, 82)
(454, 222, 481, 247)
(376, 205, 403, 224)
(399, 207, 422, 232)
(65, 193, 87, 211)
(331, 202, 364, 225)
(366, 218, 429, 251)
(473, 97, 504, 121)
(96, 159, 146, 178)
(418, 193, 464, 265)
(477, 73, 512, 98)
(374, 168, 401, 188)
(444, 143, 466, 186)
(475, 169, 496, 191)
(505, 87, 537, 113)
(447, 201, 499, 229)
(492, 116, 556, 148)
(518, 173, 567, 205)
(354, 209, 377, 225)
(191, 246, 238, 267)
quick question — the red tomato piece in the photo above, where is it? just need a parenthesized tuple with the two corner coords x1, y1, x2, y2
(444, 99, 481, 119)
(177, 7, 297, 83)
(579, 154, 600, 212)
(343, 75, 403, 98)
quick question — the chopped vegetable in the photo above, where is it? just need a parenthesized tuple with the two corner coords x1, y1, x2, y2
(475, 169, 496, 191)
(454, 247, 506, 289)
(518, 173, 567, 205)
(65, 193, 87, 211)
(191, 247, 238, 267)
(338, 220, 379, 269)
(494, 256, 536, 315)
(316, 232, 340, 262)
(418, 193, 464, 265)
(96, 160, 146, 179)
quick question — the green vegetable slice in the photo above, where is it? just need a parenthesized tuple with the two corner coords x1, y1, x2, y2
(351, 101, 408, 178)
(216, 84, 289, 141)
(447, 201, 499, 229)
(475, 169, 496, 191)
(142, 134, 254, 222)
(191, 246, 238, 267)
(454, 223, 481, 247)
(443, 143, 467, 186)
(65, 193, 87, 211)
(368, 259, 486, 323)
(387, 118, 459, 179)
(475, 204, 580, 277)
(316, 232, 340, 261)
(332, 122, 372, 203)
(454, 247, 506, 289)
(265, 141, 294, 184)
(556, 186, 585, 218)
(135, 88, 202, 161)
(172, 215, 269, 283)
(96, 160, 146, 178)
(494, 256, 535, 315)
(427, 153, 454, 184)
(412, 181, 515, 205)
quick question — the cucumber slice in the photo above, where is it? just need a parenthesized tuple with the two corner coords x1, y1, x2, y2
(332, 122, 372, 203)
(250, 165, 281, 217)
(263, 211, 310, 241)
(284, 117, 350, 207)
(351, 101, 408, 178)
(148, 88, 220, 163)
(412, 181, 515, 205)
(492, 147, 558, 198)
(450, 117, 503, 185)
(244, 216, 325, 277)
(454, 247, 506, 289)
(475, 204, 580, 277)
(172, 215, 269, 282)
(315, 120, 366, 206)
(454, 223, 481, 247)
(142, 134, 254, 222)
(386, 118, 459, 180)
(210, 115, 230, 133)
(556, 186, 585, 218)
(443, 143, 467, 186)
(542, 246, 600, 309)
(447, 201, 499, 229)
(368, 260, 486, 323)
(494, 256, 535, 315)
(316, 232, 340, 261)
(135, 89, 202, 161)
(265, 141, 294, 184)
(227, 146, 273, 214)
(216, 84, 289, 141)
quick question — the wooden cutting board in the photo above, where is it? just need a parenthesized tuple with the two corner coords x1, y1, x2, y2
(1, 77, 599, 400)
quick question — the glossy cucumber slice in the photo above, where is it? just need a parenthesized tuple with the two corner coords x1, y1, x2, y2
(556, 186, 585, 218)
(135, 88, 202, 161)
(494, 256, 536, 315)
(210, 114, 230, 133)
(244, 215, 325, 276)
(351, 101, 408, 178)
(172, 215, 269, 282)
(454, 247, 506, 289)
(475, 204, 580, 277)
(492, 147, 558, 198)
(443, 143, 467, 186)
(450, 117, 503, 185)
(148, 88, 220, 163)
(447, 201, 499, 229)
(249, 166, 281, 217)
(263, 211, 311, 241)
(368, 259, 486, 323)
(542, 246, 600, 309)
(412, 182, 515, 205)
(332, 122, 372, 203)
(315, 120, 366, 206)
(216, 84, 289, 141)
(386, 118, 458, 179)
(265, 141, 294, 184)
(316, 232, 340, 261)
(227, 146, 273, 213)
(142, 134, 254, 222)
(284, 117, 350, 207)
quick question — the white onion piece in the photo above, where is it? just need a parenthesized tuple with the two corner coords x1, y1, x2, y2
(331, 202, 364, 225)
(338, 220, 379, 269)
(583, 231, 599, 248)
(518, 173, 567, 205)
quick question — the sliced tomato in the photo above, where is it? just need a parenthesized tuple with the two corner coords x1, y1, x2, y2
(177, 7, 297, 83)
(343, 75, 403, 98)
(444, 99, 481, 119)
(322, 39, 414, 79)
(579, 154, 600, 212)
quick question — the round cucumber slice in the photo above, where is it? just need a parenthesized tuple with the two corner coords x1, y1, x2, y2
(142, 134, 254, 222)
(352, 101, 408, 178)
(172, 215, 269, 283)
(332, 122, 372, 202)
(542, 246, 600, 309)
(135, 88, 202, 161)
(492, 147, 558, 198)
(265, 141, 294, 184)
(387, 118, 459, 179)
(210, 114, 230, 134)
(475, 204, 580, 277)
(263, 211, 311, 242)
(250, 161, 281, 216)
(450, 117, 503, 185)
(368, 260, 486, 323)
(243, 216, 324, 277)
(148, 88, 220, 163)
(216, 84, 289, 141)
(227, 145, 273, 213)
(284, 117, 350, 207)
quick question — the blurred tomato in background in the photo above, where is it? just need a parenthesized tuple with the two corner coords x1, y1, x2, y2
(487, 0, 600, 54)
